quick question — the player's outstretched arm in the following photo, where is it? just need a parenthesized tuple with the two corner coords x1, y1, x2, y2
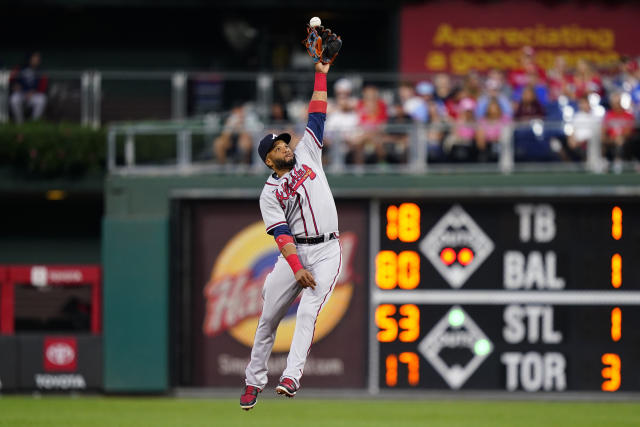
(288, 62, 330, 153)
(311, 62, 329, 104)
(291, 62, 329, 154)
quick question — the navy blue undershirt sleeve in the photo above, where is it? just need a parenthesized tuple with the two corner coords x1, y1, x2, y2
(271, 224, 292, 237)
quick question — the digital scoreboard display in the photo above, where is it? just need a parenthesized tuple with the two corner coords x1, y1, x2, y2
(371, 198, 640, 392)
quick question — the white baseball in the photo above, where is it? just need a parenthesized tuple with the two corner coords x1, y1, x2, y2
(309, 17, 321, 28)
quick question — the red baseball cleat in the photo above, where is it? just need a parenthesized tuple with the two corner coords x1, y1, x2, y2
(275, 377, 298, 397)
(240, 385, 261, 410)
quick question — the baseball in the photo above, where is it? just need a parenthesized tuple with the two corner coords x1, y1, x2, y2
(309, 17, 321, 28)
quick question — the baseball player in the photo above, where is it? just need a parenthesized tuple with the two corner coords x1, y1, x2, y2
(240, 24, 342, 411)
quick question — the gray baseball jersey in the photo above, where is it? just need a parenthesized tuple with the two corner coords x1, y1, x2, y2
(259, 127, 338, 238)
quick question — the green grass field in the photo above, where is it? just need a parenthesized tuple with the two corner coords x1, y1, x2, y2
(1, 396, 639, 427)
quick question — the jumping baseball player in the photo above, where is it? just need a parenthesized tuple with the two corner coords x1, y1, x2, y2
(240, 23, 342, 411)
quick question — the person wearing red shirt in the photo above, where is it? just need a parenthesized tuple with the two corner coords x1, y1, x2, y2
(602, 92, 635, 167)
(574, 59, 604, 99)
(356, 85, 388, 128)
(547, 56, 575, 101)
(508, 46, 547, 92)
(347, 85, 388, 164)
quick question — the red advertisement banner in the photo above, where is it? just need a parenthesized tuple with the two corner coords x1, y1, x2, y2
(400, 1, 640, 74)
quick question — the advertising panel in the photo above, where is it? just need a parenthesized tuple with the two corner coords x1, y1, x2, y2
(401, 1, 640, 74)
(189, 200, 369, 388)
(18, 335, 102, 390)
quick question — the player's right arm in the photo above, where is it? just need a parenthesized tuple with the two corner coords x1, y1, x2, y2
(260, 191, 316, 289)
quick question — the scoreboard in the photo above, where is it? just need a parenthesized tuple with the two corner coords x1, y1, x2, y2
(369, 198, 640, 392)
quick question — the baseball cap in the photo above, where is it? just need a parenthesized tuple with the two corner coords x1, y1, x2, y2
(334, 78, 353, 94)
(258, 132, 292, 163)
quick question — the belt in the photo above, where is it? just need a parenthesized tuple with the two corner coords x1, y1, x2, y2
(294, 232, 339, 245)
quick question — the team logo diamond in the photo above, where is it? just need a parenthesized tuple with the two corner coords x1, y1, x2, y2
(418, 306, 493, 389)
(419, 205, 494, 288)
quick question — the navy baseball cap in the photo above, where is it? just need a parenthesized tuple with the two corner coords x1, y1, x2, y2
(258, 132, 291, 163)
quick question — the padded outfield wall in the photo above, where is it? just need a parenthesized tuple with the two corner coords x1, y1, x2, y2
(103, 172, 640, 392)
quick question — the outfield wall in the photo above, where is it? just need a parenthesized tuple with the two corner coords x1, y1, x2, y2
(103, 172, 640, 393)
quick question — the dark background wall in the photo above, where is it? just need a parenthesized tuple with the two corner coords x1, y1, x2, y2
(1, 1, 399, 71)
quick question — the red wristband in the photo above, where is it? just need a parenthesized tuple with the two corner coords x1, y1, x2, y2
(285, 253, 304, 274)
(309, 100, 327, 114)
(314, 72, 327, 91)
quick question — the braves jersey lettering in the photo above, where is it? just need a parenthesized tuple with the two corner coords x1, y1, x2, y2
(260, 113, 338, 238)
(274, 164, 317, 208)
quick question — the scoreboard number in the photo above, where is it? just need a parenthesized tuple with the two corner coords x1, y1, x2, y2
(375, 304, 420, 343)
(386, 352, 420, 387)
(386, 203, 420, 242)
(375, 251, 420, 289)
(601, 353, 621, 392)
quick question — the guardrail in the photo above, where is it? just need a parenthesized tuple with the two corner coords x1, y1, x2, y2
(0, 70, 434, 127)
(106, 119, 614, 175)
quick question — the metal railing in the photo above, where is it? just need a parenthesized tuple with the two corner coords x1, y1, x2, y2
(0, 69, 407, 127)
(105, 119, 618, 175)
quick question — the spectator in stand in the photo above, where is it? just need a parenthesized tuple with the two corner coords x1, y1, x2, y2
(574, 59, 604, 100)
(547, 56, 575, 102)
(357, 85, 388, 128)
(347, 85, 388, 164)
(213, 102, 260, 164)
(609, 56, 639, 94)
(328, 78, 358, 112)
(508, 46, 547, 93)
(487, 68, 511, 99)
(476, 99, 511, 162)
(325, 78, 359, 163)
(625, 58, 640, 118)
(476, 77, 513, 119)
(410, 81, 447, 123)
(398, 81, 422, 120)
(445, 86, 467, 120)
(461, 71, 482, 101)
(381, 103, 412, 163)
(512, 67, 550, 108)
(514, 85, 545, 120)
(602, 92, 635, 169)
(425, 100, 450, 162)
(433, 73, 455, 104)
(9, 51, 48, 123)
(444, 73, 481, 121)
(444, 97, 477, 162)
(565, 96, 600, 161)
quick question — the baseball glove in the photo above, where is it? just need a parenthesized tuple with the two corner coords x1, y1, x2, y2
(303, 25, 342, 65)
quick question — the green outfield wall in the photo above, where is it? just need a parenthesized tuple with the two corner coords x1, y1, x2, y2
(102, 172, 640, 392)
